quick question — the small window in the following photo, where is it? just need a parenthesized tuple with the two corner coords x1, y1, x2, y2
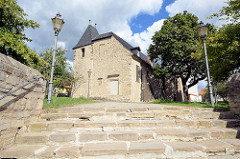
(82, 48, 85, 57)
(98, 78, 103, 85)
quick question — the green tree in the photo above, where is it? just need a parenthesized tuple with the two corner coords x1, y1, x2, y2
(207, 24, 240, 82)
(207, 0, 240, 82)
(148, 11, 206, 95)
(210, 0, 240, 23)
(39, 48, 73, 96)
(0, 0, 40, 67)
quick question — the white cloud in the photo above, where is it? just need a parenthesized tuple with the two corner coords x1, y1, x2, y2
(66, 60, 73, 70)
(129, 19, 165, 54)
(57, 41, 66, 50)
(166, 0, 227, 26)
(18, 0, 163, 61)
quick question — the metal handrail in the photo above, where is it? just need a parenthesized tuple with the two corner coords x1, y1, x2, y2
(0, 76, 45, 100)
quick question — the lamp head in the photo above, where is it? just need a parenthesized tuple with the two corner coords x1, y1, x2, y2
(51, 13, 64, 32)
(197, 21, 208, 39)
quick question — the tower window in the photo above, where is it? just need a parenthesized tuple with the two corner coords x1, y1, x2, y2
(82, 48, 85, 57)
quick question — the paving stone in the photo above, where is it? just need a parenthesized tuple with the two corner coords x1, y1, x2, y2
(126, 113, 155, 118)
(83, 121, 116, 128)
(195, 120, 212, 128)
(208, 154, 240, 159)
(38, 146, 59, 158)
(41, 113, 67, 120)
(194, 140, 233, 154)
(79, 132, 107, 142)
(139, 131, 154, 140)
(106, 108, 128, 112)
(49, 133, 76, 142)
(56, 145, 82, 158)
(131, 107, 149, 112)
(211, 120, 227, 128)
(175, 120, 195, 128)
(0, 145, 44, 158)
(129, 142, 165, 154)
(140, 120, 158, 127)
(16, 132, 49, 144)
(47, 121, 73, 130)
(157, 120, 176, 127)
(221, 139, 240, 152)
(109, 132, 139, 141)
(68, 113, 91, 119)
(82, 143, 127, 156)
(117, 120, 140, 127)
(29, 123, 46, 132)
(155, 129, 188, 139)
(165, 141, 204, 152)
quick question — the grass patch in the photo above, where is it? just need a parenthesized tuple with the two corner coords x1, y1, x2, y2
(151, 99, 229, 110)
(43, 96, 94, 109)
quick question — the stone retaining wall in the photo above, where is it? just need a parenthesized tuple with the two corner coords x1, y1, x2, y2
(0, 53, 46, 150)
(227, 73, 240, 115)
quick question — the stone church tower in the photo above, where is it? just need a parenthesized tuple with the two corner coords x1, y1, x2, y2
(72, 25, 162, 102)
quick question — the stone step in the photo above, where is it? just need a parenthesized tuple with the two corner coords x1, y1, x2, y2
(28, 119, 233, 132)
(16, 127, 239, 146)
(40, 110, 221, 120)
(1, 139, 240, 158)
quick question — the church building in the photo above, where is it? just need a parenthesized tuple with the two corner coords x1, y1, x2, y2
(72, 25, 162, 102)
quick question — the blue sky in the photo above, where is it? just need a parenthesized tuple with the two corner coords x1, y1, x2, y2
(130, 0, 176, 34)
(18, 0, 227, 92)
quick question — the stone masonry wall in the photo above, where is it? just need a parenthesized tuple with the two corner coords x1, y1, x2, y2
(0, 53, 46, 150)
(227, 73, 240, 115)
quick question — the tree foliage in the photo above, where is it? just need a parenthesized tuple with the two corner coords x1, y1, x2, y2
(207, 0, 240, 82)
(210, 0, 240, 23)
(148, 11, 206, 93)
(0, 0, 40, 67)
(39, 48, 73, 95)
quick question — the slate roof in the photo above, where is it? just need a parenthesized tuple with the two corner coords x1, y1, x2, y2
(73, 25, 99, 49)
(73, 25, 150, 65)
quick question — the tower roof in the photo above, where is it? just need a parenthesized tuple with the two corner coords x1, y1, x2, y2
(73, 25, 99, 49)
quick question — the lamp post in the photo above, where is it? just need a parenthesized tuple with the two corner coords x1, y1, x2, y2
(197, 21, 214, 106)
(47, 13, 64, 104)
(87, 69, 92, 99)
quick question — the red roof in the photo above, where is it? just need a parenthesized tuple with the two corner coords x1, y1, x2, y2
(199, 89, 207, 95)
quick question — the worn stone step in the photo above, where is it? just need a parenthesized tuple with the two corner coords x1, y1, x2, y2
(28, 119, 231, 133)
(15, 132, 50, 144)
(41, 110, 221, 121)
(1, 139, 240, 158)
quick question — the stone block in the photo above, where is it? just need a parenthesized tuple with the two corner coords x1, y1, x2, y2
(79, 132, 107, 142)
(165, 141, 204, 152)
(109, 132, 139, 141)
(82, 143, 127, 156)
(16, 133, 49, 144)
(157, 120, 176, 128)
(221, 139, 240, 153)
(49, 133, 76, 142)
(129, 142, 165, 154)
(155, 129, 187, 139)
(41, 113, 68, 120)
(211, 120, 227, 128)
(139, 131, 154, 140)
(47, 121, 73, 130)
(29, 123, 46, 132)
(126, 113, 155, 118)
(140, 120, 157, 127)
(194, 140, 233, 154)
(175, 120, 195, 128)
(117, 120, 140, 127)
(56, 145, 82, 158)
(0, 145, 44, 158)
(195, 120, 212, 128)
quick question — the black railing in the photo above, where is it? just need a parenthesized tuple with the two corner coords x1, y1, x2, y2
(0, 76, 45, 100)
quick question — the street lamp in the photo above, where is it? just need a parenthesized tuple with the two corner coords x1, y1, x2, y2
(87, 69, 92, 99)
(197, 21, 214, 106)
(47, 13, 64, 104)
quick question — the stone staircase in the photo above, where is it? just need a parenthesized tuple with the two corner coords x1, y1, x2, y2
(1, 102, 240, 158)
